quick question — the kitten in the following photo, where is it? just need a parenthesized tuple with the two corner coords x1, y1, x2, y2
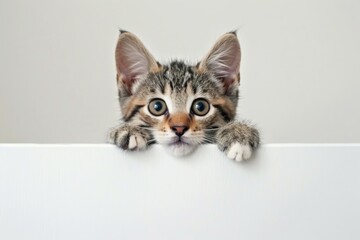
(108, 30, 260, 161)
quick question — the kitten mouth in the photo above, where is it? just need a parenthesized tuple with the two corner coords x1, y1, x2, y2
(169, 137, 190, 146)
(165, 137, 197, 157)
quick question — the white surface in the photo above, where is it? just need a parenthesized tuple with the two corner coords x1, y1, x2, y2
(0, 144, 360, 240)
(1, 0, 360, 143)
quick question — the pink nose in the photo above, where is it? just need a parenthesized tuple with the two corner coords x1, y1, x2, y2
(171, 126, 189, 136)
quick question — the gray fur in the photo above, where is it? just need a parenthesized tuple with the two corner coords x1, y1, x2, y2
(108, 124, 152, 150)
(216, 121, 260, 152)
(109, 31, 260, 160)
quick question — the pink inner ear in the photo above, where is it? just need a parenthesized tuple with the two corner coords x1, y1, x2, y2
(214, 52, 240, 91)
(118, 60, 129, 77)
(117, 55, 143, 94)
(205, 39, 241, 92)
(121, 76, 136, 94)
(115, 32, 157, 95)
(222, 76, 235, 91)
(117, 61, 131, 94)
(202, 36, 241, 92)
(225, 52, 240, 90)
(228, 51, 241, 74)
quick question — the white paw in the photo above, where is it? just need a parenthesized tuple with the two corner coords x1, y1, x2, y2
(226, 143, 252, 162)
(128, 134, 147, 150)
(108, 126, 148, 151)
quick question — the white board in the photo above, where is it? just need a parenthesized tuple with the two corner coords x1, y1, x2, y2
(0, 144, 360, 240)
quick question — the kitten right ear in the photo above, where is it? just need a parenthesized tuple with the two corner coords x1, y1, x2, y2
(198, 32, 241, 94)
(115, 31, 159, 95)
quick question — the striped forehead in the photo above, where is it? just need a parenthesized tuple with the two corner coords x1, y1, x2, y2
(143, 60, 220, 94)
(164, 62, 194, 87)
(140, 60, 222, 111)
(161, 80, 192, 112)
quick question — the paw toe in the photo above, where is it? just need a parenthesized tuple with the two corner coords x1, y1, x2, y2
(128, 135, 137, 150)
(242, 144, 252, 160)
(226, 143, 252, 162)
(128, 134, 147, 150)
(136, 136, 147, 150)
(227, 143, 242, 161)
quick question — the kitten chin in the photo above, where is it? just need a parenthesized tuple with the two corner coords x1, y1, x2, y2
(164, 142, 198, 157)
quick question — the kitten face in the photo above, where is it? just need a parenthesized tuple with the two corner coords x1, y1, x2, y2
(115, 31, 241, 156)
(121, 62, 237, 156)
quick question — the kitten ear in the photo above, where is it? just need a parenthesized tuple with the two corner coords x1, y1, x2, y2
(198, 32, 241, 94)
(115, 31, 159, 95)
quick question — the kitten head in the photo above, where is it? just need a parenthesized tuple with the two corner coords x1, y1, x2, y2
(115, 31, 241, 156)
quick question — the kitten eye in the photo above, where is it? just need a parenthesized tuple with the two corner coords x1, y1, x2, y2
(191, 98, 210, 116)
(148, 98, 167, 116)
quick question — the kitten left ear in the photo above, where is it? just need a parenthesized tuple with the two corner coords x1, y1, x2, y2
(198, 32, 241, 94)
(115, 31, 160, 95)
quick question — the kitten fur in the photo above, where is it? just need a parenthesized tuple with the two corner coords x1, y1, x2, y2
(108, 31, 260, 161)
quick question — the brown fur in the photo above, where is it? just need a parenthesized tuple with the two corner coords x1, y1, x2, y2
(108, 31, 260, 160)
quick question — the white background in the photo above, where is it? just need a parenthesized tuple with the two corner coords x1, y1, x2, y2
(1, 0, 359, 143)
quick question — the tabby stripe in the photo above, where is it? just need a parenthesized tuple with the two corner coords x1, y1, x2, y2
(213, 105, 231, 122)
(123, 105, 144, 122)
(114, 130, 119, 145)
(192, 84, 197, 94)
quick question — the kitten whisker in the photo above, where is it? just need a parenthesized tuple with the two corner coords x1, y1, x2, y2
(138, 125, 154, 130)
(201, 135, 216, 144)
(203, 128, 219, 131)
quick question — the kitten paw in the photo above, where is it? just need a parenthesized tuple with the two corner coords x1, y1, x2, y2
(226, 143, 252, 162)
(108, 124, 151, 151)
(216, 121, 260, 161)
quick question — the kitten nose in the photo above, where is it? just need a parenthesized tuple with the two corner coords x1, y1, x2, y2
(169, 112, 190, 137)
(171, 126, 189, 137)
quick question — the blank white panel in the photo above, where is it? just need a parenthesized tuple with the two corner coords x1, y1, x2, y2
(0, 144, 360, 240)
